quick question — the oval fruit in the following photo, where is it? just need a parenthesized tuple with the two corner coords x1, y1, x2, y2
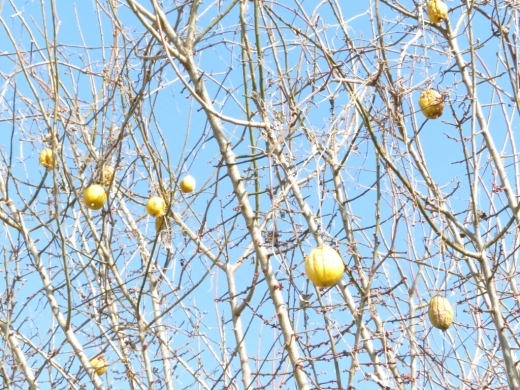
(304, 245, 344, 288)
(179, 175, 196, 193)
(155, 216, 167, 232)
(98, 165, 115, 186)
(428, 295, 454, 330)
(146, 196, 166, 217)
(83, 185, 107, 210)
(427, 0, 448, 23)
(39, 148, 56, 170)
(418, 89, 445, 119)
(90, 355, 108, 376)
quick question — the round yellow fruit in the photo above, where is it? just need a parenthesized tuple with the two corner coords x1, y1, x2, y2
(146, 196, 166, 217)
(39, 148, 56, 170)
(83, 185, 107, 210)
(90, 355, 108, 376)
(427, 0, 448, 23)
(179, 175, 196, 193)
(98, 165, 115, 187)
(428, 295, 454, 330)
(304, 245, 344, 288)
(418, 89, 445, 119)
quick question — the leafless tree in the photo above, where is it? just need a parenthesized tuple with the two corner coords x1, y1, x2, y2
(1, 0, 520, 389)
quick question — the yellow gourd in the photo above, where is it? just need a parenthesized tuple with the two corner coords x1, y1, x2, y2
(89, 355, 108, 376)
(146, 197, 166, 217)
(427, 0, 448, 23)
(179, 175, 196, 194)
(419, 89, 445, 119)
(304, 245, 344, 288)
(98, 165, 115, 187)
(39, 148, 56, 170)
(83, 185, 107, 210)
(428, 295, 454, 330)
(155, 215, 167, 232)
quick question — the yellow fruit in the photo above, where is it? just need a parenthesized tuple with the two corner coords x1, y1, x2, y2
(427, 0, 448, 23)
(179, 175, 196, 193)
(39, 148, 56, 169)
(155, 216, 167, 232)
(428, 295, 454, 330)
(98, 165, 115, 186)
(418, 89, 445, 119)
(304, 245, 344, 288)
(90, 355, 108, 376)
(83, 185, 107, 210)
(146, 196, 166, 217)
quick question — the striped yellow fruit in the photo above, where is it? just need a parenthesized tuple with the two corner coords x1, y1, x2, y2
(155, 215, 167, 232)
(39, 148, 56, 170)
(83, 185, 107, 211)
(427, 0, 448, 23)
(98, 165, 115, 187)
(304, 245, 344, 288)
(419, 89, 445, 119)
(146, 196, 166, 217)
(90, 355, 108, 376)
(179, 175, 196, 194)
(428, 295, 454, 330)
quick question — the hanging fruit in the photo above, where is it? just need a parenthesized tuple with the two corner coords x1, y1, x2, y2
(427, 0, 448, 23)
(304, 245, 344, 288)
(146, 196, 166, 217)
(98, 165, 115, 187)
(428, 295, 454, 330)
(83, 185, 107, 210)
(89, 355, 108, 376)
(179, 175, 196, 194)
(419, 89, 445, 119)
(155, 215, 167, 232)
(39, 148, 56, 170)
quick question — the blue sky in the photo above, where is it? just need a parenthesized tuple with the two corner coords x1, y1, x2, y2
(1, 1, 519, 389)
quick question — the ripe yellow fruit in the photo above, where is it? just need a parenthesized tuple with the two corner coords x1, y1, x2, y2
(39, 148, 56, 169)
(427, 0, 448, 23)
(83, 185, 107, 210)
(90, 355, 108, 376)
(98, 165, 115, 187)
(418, 89, 445, 119)
(304, 245, 344, 288)
(179, 175, 196, 194)
(428, 295, 454, 330)
(155, 216, 167, 232)
(146, 196, 166, 217)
